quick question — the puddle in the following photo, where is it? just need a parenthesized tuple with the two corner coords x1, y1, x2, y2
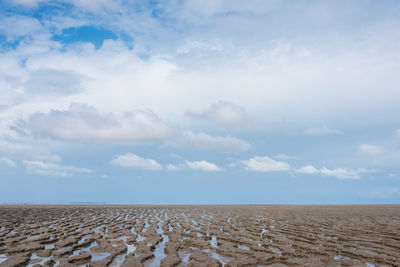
(238, 244, 250, 250)
(0, 254, 8, 264)
(334, 255, 353, 261)
(210, 236, 218, 248)
(45, 243, 55, 250)
(92, 251, 111, 261)
(27, 252, 51, 267)
(196, 233, 203, 237)
(26, 234, 41, 240)
(142, 220, 150, 233)
(178, 251, 191, 264)
(110, 243, 136, 266)
(94, 225, 105, 235)
(72, 240, 97, 257)
(145, 223, 169, 267)
(269, 246, 282, 256)
(126, 244, 136, 254)
(366, 263, 376, 267)
(203, 249, 231, 266)
(77, 235, 89, 245)
(260, 228, 268, 238)
(137, 234, 146, 241)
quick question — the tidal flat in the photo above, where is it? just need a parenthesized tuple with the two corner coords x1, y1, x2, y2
(0, 205, 399, 266)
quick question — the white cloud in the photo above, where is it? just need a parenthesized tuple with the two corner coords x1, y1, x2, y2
(242, 156, 290, 172)
(0, 14, 43, 41)
(297, 164, 368, 179)
(320, 167, 368, 180)
(0, 139, 61, 163)
(187, 101, 248, 127)
(182, 131, 251, 152)
(0, 158, 17, 168)
(110, 153, 162, 170)
(23, 160, 92, 177)
(0, 0, 399, 183)
(358, 144, 385, 156)
(25, 69, 84, 96)
(18, 103, 174, 142)
(166, 164, 180, 171)
(297, 165, 319, 174)
(304, 126, 343, 136)
(186, 160, 223, 171)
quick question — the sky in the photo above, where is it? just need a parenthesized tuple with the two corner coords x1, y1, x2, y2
(0, 0, 400, 204)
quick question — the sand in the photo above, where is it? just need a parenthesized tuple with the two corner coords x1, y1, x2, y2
(0, 205, 399, 266)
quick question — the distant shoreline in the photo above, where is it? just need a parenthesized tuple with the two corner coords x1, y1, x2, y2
(1, 203, 399, 207)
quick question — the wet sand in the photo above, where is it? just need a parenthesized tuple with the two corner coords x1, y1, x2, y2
(0, 205, 399, 266)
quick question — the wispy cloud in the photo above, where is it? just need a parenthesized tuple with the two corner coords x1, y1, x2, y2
(186, 160, 223, 171)
(110, 153, 162, 170)
(297, 165, 319, 174)
(296, 165, 368, 179)
(0, 158, 17, 168)
(166, 164, 180, 171)
(23, 160, 92, 177)
(242, 156, 290, 172)
(358, 144, 385, 156)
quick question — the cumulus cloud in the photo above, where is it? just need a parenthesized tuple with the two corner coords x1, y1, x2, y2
(182, 131, 251, 152)
(358, 144, 385, 156)
(17, 103, 174, 142)
(186, 160, 223, 171)
(297, 165, 368, 179)
(242, 156, 290, 172)
(304, 126, 343, 136)
(187, 101, 248, 127)
(296, 165, 319, 174)
(23, 160, 92, 177)
(0, 158, 17, 168)
(110, 153, 162, 170)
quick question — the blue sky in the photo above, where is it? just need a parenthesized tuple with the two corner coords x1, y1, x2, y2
(0, 0, 399, 204)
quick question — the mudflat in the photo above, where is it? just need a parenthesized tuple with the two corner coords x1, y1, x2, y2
(0, 205, 399, 266)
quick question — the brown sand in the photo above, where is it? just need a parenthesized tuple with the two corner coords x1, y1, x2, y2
(0, 205, 399, 266)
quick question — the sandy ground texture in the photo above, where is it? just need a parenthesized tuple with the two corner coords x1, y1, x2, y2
(0, 205, 399, 267)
